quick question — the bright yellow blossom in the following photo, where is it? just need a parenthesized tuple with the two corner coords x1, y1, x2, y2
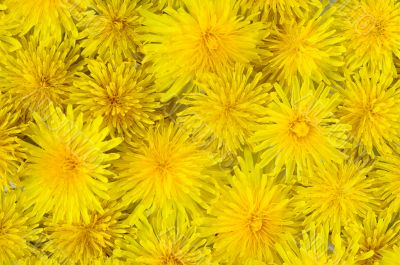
(22, 105, 122, 223)
(70, 59, 161, 140)
(336, 0, 400, 75)
(113, 122, 219, 220)
(200, 151, 298, 264)
(178, 64, 272, 158)
(250, 81, 350, 179)
(338, 68, 400, 157)
(0, 37, 82, 122)
(141, 0, 266, 101)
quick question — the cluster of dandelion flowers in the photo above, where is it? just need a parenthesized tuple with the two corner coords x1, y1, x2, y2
(22, 105, 122, 223)
(338, 68, 400, 157)
(113, 122, 219, 219)
(141, 0, 266, 101)
(178, 64, 272, 158)
(70, 59, 161, 140)
(264, 7, 345, 87)
(0, 37, 82, 122)
(336, 0, 400, 74)
(250, 81, 350, 178)
(200, 151, 298, 264)
(3, 0, 400, 263)
(78, 0, 151, 61)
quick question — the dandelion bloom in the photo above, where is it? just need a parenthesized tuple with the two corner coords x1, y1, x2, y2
(264, 7, 345, 86)
(336, 0, 400, 75)
(338, 68, 400, 157)
(22, 105, 122, 223)
(0, 37, 82, 122)
(250, 81, 350, 179)
(78, 0, 151, 60)
(141, 0, 266, 101)
(115, 209, 212, 264)
(200, 151, 298, 263)
(113, 122, 218, 219)
(294, 158, 379, 234)
(43, 203, 134, 264)
(178, 64, 272, 158)
(70, 59, 161, 140)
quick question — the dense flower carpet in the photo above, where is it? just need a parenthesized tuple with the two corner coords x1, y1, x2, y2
(1, 0, 400, 264)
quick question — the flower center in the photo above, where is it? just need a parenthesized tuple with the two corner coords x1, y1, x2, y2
(248, 213, 263, 233)
(38, 76, 51, 88)
(156, 159, 172, 176)
(203, 30, 220, 52)
(363, 101, 377, 115)
(356, 14, 386, 36)
(108, 95, 120, 106)
(162, 253, 183, 265)
(290, 120, 310, 138)
(62, 153, 80, 174)
(111, 18, 127, 31)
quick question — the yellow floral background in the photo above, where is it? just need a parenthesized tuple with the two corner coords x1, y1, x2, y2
(0, 0, 400, 264)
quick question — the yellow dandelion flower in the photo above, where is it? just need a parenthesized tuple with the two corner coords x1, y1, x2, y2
(276, 223, 363, 265)
(250, 82, 350, 179)
(294, 159, 379, 234)
(264, 7, 345, 87)
(374, 155, 400, 213)
(0, 95, 25, 190)
(199, 151, 298, 264)
(4, 0, 85, 42)
(336, 0, 400, 74)
(70, 59, 161, 140)
(345, 211, 400, 264)
(140, 0, 266, 101)
(22, 105, 122, 223)
(113, 122, 218, 219)
(0, 37, 82, 122)
(115, 209, 212, 264)
(381, 245, 400, 265)
(0, 189, 42, 263)
(43, 202, 133, 264)
(78, 0, 152, 61)
(338, 68, 400, 157)
(177, 64, 272, 158)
